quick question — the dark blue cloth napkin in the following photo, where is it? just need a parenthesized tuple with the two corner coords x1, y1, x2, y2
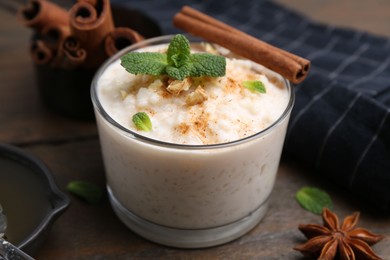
(112, 0, 390, 211)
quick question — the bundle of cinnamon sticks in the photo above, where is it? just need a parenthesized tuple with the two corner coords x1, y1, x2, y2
(18, 0, 144, 69)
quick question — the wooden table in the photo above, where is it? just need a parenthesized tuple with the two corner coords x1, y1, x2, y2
(1, 1, 389, 259)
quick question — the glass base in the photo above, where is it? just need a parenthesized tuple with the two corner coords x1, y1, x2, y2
(107, 187, 269, 248)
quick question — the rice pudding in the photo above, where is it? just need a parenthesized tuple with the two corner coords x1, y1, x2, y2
(91, 35, 294, 247)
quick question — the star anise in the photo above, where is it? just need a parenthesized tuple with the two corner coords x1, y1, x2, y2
(294, 208, 384, 260)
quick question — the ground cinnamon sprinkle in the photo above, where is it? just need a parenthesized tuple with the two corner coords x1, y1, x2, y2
(190, 110, 211, 142)
(175, 123, 190, 135)
(225, 77, 241, 93)
(159, 87, 171, 99)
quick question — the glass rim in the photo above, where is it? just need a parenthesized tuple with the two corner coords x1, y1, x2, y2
(91, 34, 295, 150)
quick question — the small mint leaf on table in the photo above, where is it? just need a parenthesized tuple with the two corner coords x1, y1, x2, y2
(120, 52, 167, 76)
(67, 181, 103, 204)
(132, 112, 152, 131)
(296, 186, 333, 215)
(243, 80, 266, 93)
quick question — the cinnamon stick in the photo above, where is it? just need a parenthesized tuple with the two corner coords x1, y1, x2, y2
(17, 0, 69, 32)
(104, 27, 144, 57)
(30, 39, 53, 65)
(53, 36, 87, 69)
(69, 0, 115, 68)
(41, 24, 71, 51)
(173, 6, 310, 84)
(181, 6, 309, 71)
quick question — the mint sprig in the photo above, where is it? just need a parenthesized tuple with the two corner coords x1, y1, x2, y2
(120, 34, 226, 80)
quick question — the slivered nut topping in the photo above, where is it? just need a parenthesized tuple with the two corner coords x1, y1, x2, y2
(120, 90, 128, 100)
(185, 86, 208, 106)
(202, 42, 219, 55)
(149, 78, 164, 90)
(167, 78, 192, 95)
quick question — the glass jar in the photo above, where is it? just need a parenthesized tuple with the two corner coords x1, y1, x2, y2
(91, 35, 294, 248)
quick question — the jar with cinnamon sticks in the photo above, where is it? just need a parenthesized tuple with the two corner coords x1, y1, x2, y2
(17, 0, 159, 119)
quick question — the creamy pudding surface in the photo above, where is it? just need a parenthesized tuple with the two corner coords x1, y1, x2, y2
(93, 39, 293, 234)
(97, 44, 289, 145)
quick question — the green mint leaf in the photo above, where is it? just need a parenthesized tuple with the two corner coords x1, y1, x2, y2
(243, 80, 266, 93)
(165, 35, 193, 80)
(67, 181, 103, 204)
(167, 34, 191, 67)
(296, 187, 333, 215)
(120, 52, 167, 76)
(120, 34, 226, 80)
(166, 63, 193, 81)
(165, 53, 226, 80)
(170, 53, 190, 68)
(190, 53, 226, 78)
(132, 112, 152, 131)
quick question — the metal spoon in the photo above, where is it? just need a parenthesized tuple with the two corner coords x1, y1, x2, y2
(0, 204, 34, 260)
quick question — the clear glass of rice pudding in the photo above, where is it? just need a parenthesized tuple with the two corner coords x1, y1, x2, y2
(91, 35, 294, 248)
